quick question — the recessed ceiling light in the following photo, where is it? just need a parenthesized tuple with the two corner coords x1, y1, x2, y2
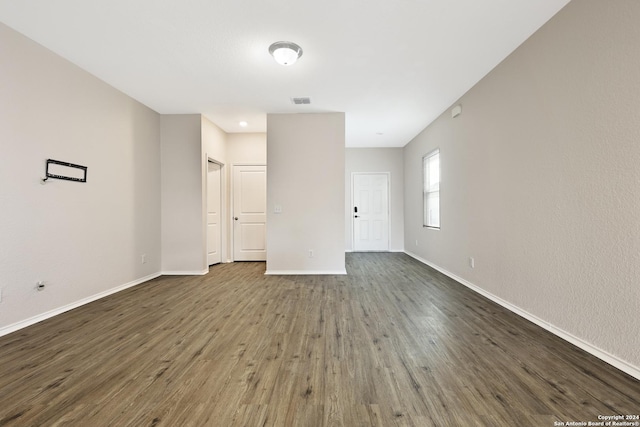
(239, 121, 248, 127)
(376, 132, 384, 136)
(269, 41, 303, 66)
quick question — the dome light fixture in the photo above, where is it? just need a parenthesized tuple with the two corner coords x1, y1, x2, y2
(268, 41, 303, 66)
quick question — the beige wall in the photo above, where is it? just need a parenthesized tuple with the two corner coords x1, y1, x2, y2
(403, 0, 640, 375)
(0, 23, 161, 332)
(160, 115, 206, 274)
(266, 113, 346, 274)
(227, 133, 267, 165)
(345, 148, 404, 251)
(202, 117, 227, 164)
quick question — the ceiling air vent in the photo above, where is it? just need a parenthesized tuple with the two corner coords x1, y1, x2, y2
(291, 97, 311, 105)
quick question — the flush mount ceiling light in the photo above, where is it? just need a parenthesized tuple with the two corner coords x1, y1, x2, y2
(268, 41, 303, 66)
(239, 121, 248, 127)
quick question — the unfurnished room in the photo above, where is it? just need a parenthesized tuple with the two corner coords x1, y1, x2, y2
(0, 0, 639, 425)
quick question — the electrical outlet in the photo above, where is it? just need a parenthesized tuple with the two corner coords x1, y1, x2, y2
(308, 250, 314, 258)
(469, 257, 475, 268)
(141, 254, 147, 264)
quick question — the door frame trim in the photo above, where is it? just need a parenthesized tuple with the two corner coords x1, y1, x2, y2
(350, 171, 391, 252)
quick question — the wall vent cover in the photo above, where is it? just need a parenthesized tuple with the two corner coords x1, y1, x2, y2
(291, 97, 311, 105)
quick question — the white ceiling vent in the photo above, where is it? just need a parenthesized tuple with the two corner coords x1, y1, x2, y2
(291, 97, 311, 105)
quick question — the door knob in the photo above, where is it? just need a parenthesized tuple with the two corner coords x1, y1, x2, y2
(354, 215, 359, 218)
(234, 217, 238, 220)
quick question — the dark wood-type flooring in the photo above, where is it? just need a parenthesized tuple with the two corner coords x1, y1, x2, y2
(0, 253, 638, 426)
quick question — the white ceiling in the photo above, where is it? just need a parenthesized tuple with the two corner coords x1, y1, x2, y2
(0, 0, 570, 147)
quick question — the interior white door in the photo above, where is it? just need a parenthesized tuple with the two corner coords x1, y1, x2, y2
(233, 165, 267, 261)
(353, 173, 389, 251)
(207, 161, 222, 265)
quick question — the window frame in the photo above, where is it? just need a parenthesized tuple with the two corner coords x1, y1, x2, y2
(422, 148, 440, 229)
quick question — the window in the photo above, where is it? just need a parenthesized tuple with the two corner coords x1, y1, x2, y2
(423, 149, 440, 228)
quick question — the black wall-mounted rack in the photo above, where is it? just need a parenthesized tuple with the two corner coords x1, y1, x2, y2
(42, 159, 87, 183)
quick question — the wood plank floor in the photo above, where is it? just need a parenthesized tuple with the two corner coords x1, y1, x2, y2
(0, 253, 638, 426)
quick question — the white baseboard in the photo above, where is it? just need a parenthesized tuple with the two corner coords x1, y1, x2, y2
(0, 272, 162, 338)
(346, 249, 404, 253)
(265, 269, 348, 275)
(161, 269, 208, 276)
(404, 251, 640, 381)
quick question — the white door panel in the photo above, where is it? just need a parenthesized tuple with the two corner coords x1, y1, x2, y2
(207, 162, 222, 265)
(233, 165, 267, 261)
(240, 223, 266, 250)
(239, 173, 266, 212)
(353, 173, 389, 251)
(372, 220, 383, 240)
